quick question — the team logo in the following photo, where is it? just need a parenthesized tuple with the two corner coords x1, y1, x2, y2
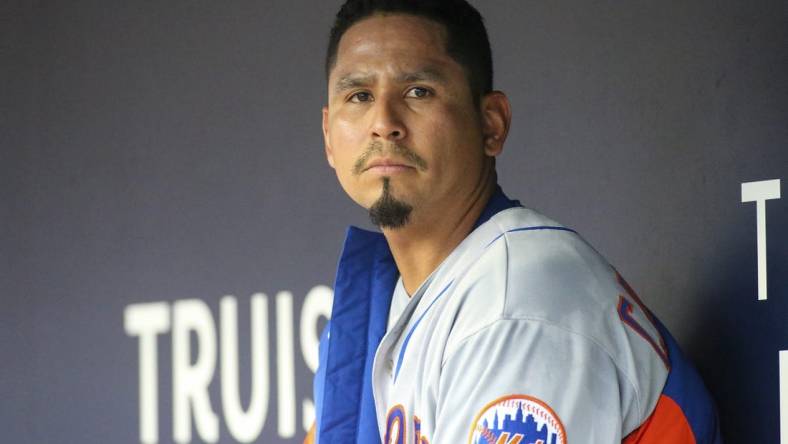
(468, 395, 566, 444)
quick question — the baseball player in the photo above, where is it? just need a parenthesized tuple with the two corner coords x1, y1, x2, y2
(307, 1, 721, 443)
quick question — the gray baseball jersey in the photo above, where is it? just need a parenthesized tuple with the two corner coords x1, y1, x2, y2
(313, 198, 720, 444)
(372, 207, 669, 443)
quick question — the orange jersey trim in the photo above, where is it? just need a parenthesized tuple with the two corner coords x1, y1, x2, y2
(303, 422, 315, 444)
(623, 394, 696, 444)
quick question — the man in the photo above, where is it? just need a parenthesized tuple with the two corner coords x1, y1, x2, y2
(308, 1, 721, 443)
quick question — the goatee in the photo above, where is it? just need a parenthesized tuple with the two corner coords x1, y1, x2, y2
(368, 178, 413, 229)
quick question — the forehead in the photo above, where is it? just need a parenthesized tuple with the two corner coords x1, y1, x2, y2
(330, 13, 456, 83)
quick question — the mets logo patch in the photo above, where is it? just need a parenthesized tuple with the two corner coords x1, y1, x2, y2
(468, 394, 566, 444)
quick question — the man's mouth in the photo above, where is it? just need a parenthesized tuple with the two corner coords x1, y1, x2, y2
(363, 158, 416, 174)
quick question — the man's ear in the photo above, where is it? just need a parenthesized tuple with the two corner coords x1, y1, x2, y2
(480, 91, 511, 157)
(322, 106, 335, 169)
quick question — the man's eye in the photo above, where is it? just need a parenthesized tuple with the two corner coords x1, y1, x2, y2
(349, 92, 372, 103)
(406, 87, 431, 98)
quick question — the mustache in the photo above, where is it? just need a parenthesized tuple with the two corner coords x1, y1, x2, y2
(352, 141, 428, 175)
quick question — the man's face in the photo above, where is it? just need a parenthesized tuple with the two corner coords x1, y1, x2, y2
(322, 13, 493, 228)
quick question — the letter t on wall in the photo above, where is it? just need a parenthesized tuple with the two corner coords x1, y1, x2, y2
(124, 302, 171, 444)
(741, 179, 781, 301)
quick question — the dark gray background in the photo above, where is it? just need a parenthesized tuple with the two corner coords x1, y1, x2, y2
(3, 1, 787, 442)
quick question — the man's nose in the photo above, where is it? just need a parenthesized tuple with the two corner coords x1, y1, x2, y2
(370, 98, 406, 141)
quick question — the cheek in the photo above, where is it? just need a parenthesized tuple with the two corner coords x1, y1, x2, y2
(329, 118, 367, 163)
(327, 116, 375, 204)
(426, 107, 481, 155)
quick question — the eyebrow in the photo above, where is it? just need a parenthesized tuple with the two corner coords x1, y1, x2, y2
(395, 68, 446, 84)
(334, 73, 375, 94)
(333, 68, 447, 95)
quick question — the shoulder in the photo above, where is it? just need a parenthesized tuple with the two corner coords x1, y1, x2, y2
(450, 207, 621, 335)
(440, 208, 669, 426)
(491, 208, 620, 328)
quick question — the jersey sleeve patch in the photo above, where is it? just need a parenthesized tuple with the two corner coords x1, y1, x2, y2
(467, 395, 567, 444)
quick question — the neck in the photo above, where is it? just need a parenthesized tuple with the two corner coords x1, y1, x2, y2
(382, 170, 497, 295)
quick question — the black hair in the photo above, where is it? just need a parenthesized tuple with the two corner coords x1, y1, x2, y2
(325, 0, 493, 102)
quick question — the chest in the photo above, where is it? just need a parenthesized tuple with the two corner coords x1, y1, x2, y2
(371, 279, 458, 443)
